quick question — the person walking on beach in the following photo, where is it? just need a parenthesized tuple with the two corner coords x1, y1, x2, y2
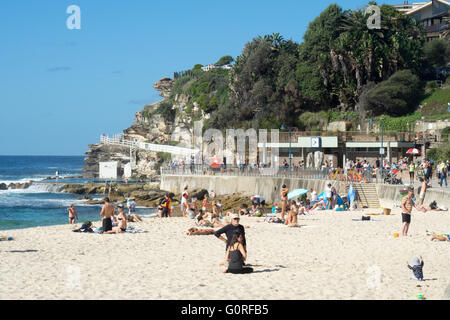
(439, 161, 448, 187)
(100, 197, 116, 233)
(222, 232, 253, 274)
(280, 184, 289, 220)
(215, 213, 246, 251)
(67, 204, 78, 224)
(409, 162, 415, 184)
(401, 187, 416, 236)
(181, 185, 189, 217)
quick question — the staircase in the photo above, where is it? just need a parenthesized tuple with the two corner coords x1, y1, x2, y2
(352, 184, 380, 209)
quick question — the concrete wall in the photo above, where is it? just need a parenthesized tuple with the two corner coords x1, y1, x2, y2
(376, 184, 450, 207)
(161, 175, 345, 203)
(161, 174, 450, 208)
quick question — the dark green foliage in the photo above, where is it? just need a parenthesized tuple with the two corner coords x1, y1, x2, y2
(426, 145, 450, 162)
(155, 4, 433, 132)
(154, 102, 176, 123)
(423, 39, 450, 67)
(215, 55, 234, 66)
(361, 70, 423, 116)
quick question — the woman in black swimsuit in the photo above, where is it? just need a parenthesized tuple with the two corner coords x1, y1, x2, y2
(222, 232, 253, 274)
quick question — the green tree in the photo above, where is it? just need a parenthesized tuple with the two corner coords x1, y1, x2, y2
(423, 39, 450, 67)
(215, 55, 234, 66)
(362, 70, 423, 116)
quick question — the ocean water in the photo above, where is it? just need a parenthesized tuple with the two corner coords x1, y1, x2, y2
(0, 156, 155, 231)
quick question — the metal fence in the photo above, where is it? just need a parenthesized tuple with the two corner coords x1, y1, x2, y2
(160, 164, 386, 184)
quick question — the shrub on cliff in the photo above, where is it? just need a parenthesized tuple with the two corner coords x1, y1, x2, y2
(360, 70, 423, 117)
(216, 55, 234, 66)
(155, 102, 176, 123)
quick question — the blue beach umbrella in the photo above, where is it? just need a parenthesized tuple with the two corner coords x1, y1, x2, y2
(288, 189, 309, 200)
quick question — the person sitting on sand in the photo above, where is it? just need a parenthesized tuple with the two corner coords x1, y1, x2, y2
(105, 204, 127, 234)
(100, 197, 116, 233)
(285, 202, 299, 226)
(311, 197, 327, 211)
(211, 214, 226, 228)
(407, 256, 424, 281)
(222, 232, 253, 274)
(186, 227, 215, 235)
(127, 212, 144, 222)
(67, 204, 78, 224)
(187, 201, 196, 219)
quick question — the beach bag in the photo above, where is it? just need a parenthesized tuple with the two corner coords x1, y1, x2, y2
(361, 216, 371, 221)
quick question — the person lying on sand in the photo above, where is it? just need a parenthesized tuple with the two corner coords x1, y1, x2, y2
(186, 227, 215, 235)
(430, 234, 450, 241)
(421, 201, 448, 213)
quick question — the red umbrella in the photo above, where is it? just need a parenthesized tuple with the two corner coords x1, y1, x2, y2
(406, 148, 421, 155)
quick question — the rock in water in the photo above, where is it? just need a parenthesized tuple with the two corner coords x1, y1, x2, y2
(0, 183, 7, 190)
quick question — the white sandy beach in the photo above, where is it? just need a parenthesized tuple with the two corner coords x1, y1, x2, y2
(1, 200, 449, 300)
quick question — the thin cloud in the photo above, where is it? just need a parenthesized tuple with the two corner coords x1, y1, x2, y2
(47, 66, 71, 72)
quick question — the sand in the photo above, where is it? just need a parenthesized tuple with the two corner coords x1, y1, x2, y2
(1, 200, 449, 300)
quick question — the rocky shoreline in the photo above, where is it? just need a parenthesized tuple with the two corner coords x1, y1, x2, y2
(62, 182, 249, 211)
(2, 179, 250, 212)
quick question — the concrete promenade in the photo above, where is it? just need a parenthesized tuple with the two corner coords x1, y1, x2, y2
(161, 174, 450, 208)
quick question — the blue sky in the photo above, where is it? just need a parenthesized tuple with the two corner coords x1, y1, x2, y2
(0, 0, 401, 155)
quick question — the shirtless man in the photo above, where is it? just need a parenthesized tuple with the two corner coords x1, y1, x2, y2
(105, 204, 127, 234)
(100, 197, 116, 233)
(67, 204, 78, 224)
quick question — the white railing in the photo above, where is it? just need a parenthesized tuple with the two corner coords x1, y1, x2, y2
(100, 134, 199, 156)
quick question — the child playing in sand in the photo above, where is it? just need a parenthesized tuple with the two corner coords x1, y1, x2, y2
(407, 256, 424, 281)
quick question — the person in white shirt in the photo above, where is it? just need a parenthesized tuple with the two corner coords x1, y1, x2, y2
(310, 188, 318, 202)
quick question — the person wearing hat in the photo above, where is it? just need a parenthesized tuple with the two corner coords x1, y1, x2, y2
(214, 213, 246, 251)
(406, 256, 424, 281)
(401, 186, 417, 236)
